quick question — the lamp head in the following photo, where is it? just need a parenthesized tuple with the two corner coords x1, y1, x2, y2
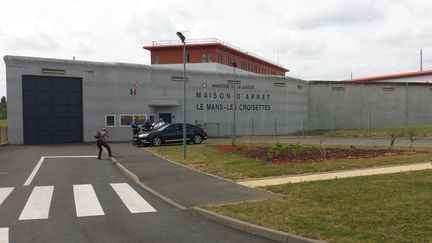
(176, 32, 185, 43)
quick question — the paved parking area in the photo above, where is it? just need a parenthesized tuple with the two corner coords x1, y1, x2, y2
(0, 144, 274, 243)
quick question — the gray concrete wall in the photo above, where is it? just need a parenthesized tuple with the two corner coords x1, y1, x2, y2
(4, 56, 309, 144)
(308, 82, 432, 130)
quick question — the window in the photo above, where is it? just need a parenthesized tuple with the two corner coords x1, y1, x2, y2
(105, 115, 116, 127)
(273, 82, 285, 87)
(202, 53, 207, 63)
(154, 55, 159, 64)
(120, 115, 134, 127)
(208, 53, 212, 62)
(135, 115, 147, 125)
(332, 86, 346, 91)
(120, 114, 147, 127)
(186, 54, 190, 63)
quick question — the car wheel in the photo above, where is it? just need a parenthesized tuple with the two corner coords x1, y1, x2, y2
(192, 134, 202, 144)
(152, 137, 162, 146)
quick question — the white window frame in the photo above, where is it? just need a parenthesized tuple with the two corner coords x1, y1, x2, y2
(105, 114, 116, 127)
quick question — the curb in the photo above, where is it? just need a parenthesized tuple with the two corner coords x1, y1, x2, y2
(191, 207, 325, 243)
(104, 148, 322, 243)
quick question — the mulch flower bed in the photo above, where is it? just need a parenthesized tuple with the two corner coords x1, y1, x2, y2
(210, 144, 420, 164)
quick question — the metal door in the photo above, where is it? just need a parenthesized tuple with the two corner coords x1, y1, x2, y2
(159, 113, 172, 124)
(22, 75, 83, 144)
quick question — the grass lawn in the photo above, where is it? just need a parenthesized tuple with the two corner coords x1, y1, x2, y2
(147, 144, 432, 180)
(206, 170, 432, 242)
(0, 119, 6, 126)
(288, 125, 432, 137)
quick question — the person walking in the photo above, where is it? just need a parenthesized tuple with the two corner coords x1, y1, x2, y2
(95, 127, 112, 160)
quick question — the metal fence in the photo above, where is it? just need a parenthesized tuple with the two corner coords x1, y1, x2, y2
(0, 125, 7, 144)
(198, 115, 432, 138)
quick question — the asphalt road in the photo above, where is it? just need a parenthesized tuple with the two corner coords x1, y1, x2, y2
(0, 144, 273, 243)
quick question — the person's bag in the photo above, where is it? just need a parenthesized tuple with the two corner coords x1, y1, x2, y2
(94, 132, 102, 139)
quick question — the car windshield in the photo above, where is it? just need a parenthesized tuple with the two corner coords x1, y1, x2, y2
(155, 124, 170, 131)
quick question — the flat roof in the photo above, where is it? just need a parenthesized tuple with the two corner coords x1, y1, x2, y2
(143, 38, 289, 72)
(345, 70, 432, 83)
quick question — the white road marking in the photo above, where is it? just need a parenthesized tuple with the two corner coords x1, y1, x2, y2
(110, 183, 157, 213)
(44, 156, 98, 159)
(24, 156, 98, 186)
(24, 157, 45, 186)
(19, 186, 54, 220)
(73, 184, 105, 217)
(0, 188, 14, 208)
(0, 227, 8, 243)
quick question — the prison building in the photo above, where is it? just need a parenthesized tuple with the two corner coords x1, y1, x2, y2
(143, 38, 289, 76)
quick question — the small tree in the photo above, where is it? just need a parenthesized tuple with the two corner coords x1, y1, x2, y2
(408, 131, 417, 150)
(389, 133, 400, 150)
(0, 96, 6, 119)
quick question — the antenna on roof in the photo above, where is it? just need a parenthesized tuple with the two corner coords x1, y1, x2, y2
(420, 49, 423, 72)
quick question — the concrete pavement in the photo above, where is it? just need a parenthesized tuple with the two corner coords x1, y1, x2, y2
(238, 162, 432, 187)
(109, 143, 274, 208)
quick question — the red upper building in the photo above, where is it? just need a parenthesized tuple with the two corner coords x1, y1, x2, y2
(143, 38, 289, 76)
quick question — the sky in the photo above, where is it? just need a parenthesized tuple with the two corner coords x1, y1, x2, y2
(1, 0, 432, 98)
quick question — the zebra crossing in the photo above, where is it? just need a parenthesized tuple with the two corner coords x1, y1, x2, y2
(0, 183, 157, 221)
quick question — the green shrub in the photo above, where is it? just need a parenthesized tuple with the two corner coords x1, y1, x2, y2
(266, 142, 286, 158)
(290, 143, 304, 157)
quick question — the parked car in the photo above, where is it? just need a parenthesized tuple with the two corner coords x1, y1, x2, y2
(137, 123, 207, 146)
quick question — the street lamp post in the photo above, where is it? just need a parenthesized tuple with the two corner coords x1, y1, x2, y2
(176, 32, 187, 160)
(232, 62, 237, 146)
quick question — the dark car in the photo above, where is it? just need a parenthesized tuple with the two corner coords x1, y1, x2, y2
(137, 123, 207, 146)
